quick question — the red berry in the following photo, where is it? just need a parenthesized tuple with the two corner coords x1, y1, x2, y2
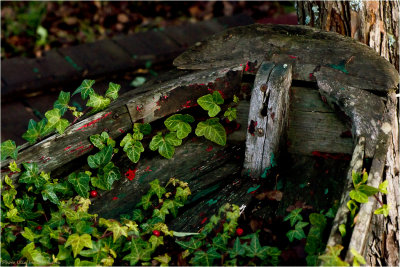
(36, 226, 42, 231)
(236, 228, 244, 236)
(90, 190, 98, 198)
(152, 230, 160, 237)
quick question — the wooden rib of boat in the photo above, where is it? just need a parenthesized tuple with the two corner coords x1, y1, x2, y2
(2, 24, 398, 266)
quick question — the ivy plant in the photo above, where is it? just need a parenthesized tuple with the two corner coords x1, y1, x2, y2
(120, 123, 151, 163)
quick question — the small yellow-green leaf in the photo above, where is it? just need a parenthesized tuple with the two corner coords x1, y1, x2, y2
(65, 233, 93, 257)
(105, 82, 121, 100)
(73, 79, 95, 100)
(195, 118, 226, 146)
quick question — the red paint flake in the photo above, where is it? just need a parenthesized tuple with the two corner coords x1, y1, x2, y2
(136, 105, 142, 112)
(201, 217, 208, 224)
(182, 100, 198, 108)
(164, 95, 168, 99)
(191, 167, 197, 171)
(288, 55, 297, 59)
(271, 112, 275, 120)
(245, 61, 250, 72)
(224, 126, 234, 135)
(217, 90, 225, 99)
(206, 145, 213, 152)
(64, 146, 72, 151)
(311, 151, 351, 161)
(76, 112, 112, 131)
(250, 190, 257, 194)
(248, 120, 257, 135)
(144, 166, 152, 172)
(321, 95, 327, 103)
(119, 128, 125, 133)
(235, 123, 241, 131)
(112, 197, 118, 200)
(77, 144, 94, 156)
(125, 168, 137, 181)
(309, 73, 314, 79)
(207, 88, 213, 92)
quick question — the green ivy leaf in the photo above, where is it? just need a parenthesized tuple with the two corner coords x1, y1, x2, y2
(283, 208, 303, 227)
(164, 114, 194, 139)
(309, 213, 327, 229)
(175, 187, 191, 204)
(163, 199, 183, 218)
(65, 233, 93, 257)
(154, 253, 171, 266)
(149, 133, 177, 159)
(90, 134, 106, 150)
(22, 118, 49, 144)
(79, 240, 108, 264)
(135, 123, 152, 135)
(191, 247, 221, 266)
(148, 179, 166, 199)
(86, 93, 111, 113)
(6, 208, 25, 222)
(242, 234, 269, 260)
(123, 238, 152, 265)
(349, 189, 369, 203)
(22, 227, 40, 242)
(16, 194, 42, 220)
(286, 222, 308, 242)
(88, 145, 113, 169)
(124, 140, 144, 163)
(378, 180, 388, 194)
(9, 161, 21, 173)
(197, 91, 224, 117)
(305, 226, 323, 255)
(195, 118, 226, 146)
(224, 107, 237, 121)
(137, 193, 152, 210)
(339, 224, 347, 237)
(68, 172, 90, 198)
(233, 95, 239, 104)
(319, 245, 349, 266)
(57, 244, 72, 261)
(229, 237, 245, 258)
(19, 162, 47, 189)
(54, 91, 70, 115)
(107, 221, 128, 243)
(3, 188, 17, 209)
(1, 140, 18, 161)
(73, 79, 95, 100)
(105, 82, 121, 100)
(132, 209, 144, 222)
(350, 248, 366, 266)
(21, 242, 50, 266)
(149, 235, 164, 251)
(44, 108, 69, 134)
(374, 204, 390, 217)
(176, 238, 204, 253)
(100, 162, 121, 190)
(358, 185, 379, 197)
(152, 208, 169, 221)
(41, 183, 60, 205)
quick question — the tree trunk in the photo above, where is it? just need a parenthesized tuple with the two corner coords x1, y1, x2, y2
(296, 0, 399, 70)
(297, 2, 399, 265)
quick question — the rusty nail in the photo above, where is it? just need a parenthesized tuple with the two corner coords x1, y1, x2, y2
(260, 84, 268, 92)
(256, 128, 264, 137)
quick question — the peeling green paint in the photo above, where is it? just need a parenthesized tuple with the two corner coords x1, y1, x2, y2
(189, 183, 220, 203)
(64, 56, 82, 71)
(33, 67, 39, 73)
(247, 185, 260, 194)
(327, 62, 348, 74)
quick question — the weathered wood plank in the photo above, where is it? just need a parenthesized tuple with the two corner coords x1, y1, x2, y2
(314, 67, 386, 158)
(345, 132, 389, 263)
(243, 62, 292, 178)
(174, 24, 398, 92)
(287, 86, 353, 155)
(325, 137, 364, 248)
(1, 67, 243, 184)
(346, 91, 399, 265)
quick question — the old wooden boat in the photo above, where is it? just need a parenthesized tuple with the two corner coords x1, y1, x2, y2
(2, 24, 398, 265)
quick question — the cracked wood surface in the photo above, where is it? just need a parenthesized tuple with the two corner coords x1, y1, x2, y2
(243, 62, 292, 178)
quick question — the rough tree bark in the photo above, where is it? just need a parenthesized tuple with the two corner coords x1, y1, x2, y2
(297, 2, 399, 265)
(296, 0, 399, 70)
